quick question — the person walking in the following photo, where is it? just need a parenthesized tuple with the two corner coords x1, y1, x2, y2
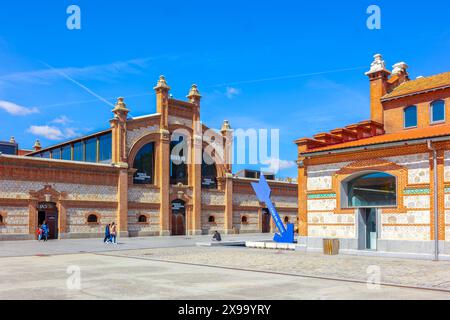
(104, 223, 111, 244)
(110, 222, 117, 244)
(41, 221, 49, 242)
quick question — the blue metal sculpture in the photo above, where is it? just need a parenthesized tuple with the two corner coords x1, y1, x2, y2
(251, 174, 295, 243)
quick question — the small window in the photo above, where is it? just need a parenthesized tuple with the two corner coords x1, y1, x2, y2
(208, 215, 215, 223)
(284, 216, 289, 224)
(138, 215, 147, 223)
(241, 216, 248, 224)
(404, 106, 417, 128)
(87, 214, 98, 223)
(0, 215, 3, 224)
(431, 100, 445, 123)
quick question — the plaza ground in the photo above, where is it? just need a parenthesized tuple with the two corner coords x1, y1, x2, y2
(0, 234, 449, 300)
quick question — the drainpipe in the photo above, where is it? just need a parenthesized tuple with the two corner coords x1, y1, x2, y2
(427, 140, 439, 261)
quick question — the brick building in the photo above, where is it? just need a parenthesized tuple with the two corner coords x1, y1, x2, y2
(296, 54, 450, 259)
(0, 76, 297, 240)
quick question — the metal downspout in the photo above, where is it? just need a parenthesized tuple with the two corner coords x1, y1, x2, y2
(427, 140, 439, 261)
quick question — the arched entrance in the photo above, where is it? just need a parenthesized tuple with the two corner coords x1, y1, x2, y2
(262, 208, 271, 233)
(37, 202, 59, 239)
(171, 199, 186, 236)
(343, 172, 397, 250)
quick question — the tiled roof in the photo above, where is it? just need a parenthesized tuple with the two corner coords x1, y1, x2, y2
(302, 124, 450, 154)
(382, 71, 450, 100)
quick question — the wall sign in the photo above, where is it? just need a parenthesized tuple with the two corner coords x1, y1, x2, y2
(37, 202, 57, 211)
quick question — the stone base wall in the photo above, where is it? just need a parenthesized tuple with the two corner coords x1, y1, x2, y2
(233, 210, 259, 233)
(67, 208, 117, 235)
(127, 209, 160, 237)
(0, 206, 28, 235)
(201, 209, 225, 234)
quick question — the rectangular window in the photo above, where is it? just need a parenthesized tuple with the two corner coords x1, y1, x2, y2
(61, 145, 72, 160)
(52, 148, 61, 160)
(98, 133, 112, 163)
(85, 138, 97, 163)
(73, 142, 84, 161)
(404, 106, 417, 128)
(431, 101, 445, 123)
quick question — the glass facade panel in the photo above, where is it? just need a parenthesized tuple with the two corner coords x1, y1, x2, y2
(0, 143, 17, 155)
(170, 135, 188, 185)
(41, 151, 50, 159)
(347, 172, 396, 207)
(85, 138, 97, 163)
(61, 145, 72, 160)
(98, 133, 112, 163)
(73, 142, 84, 161)
(202, 152, 217, 188)
(404, 105, 417, 128)
(52, 148, 61, 160)
(431, 100, 445, 123)
(133, 143, 155, 184)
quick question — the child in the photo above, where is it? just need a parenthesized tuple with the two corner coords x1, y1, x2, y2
(36, 225, 42, 241)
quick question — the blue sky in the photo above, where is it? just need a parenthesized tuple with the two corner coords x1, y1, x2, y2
(0, 0, 449, 178)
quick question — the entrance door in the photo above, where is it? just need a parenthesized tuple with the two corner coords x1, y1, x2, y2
(358, 208, 377, 250)
(171, 199, 186, 236)
(37, 202, 58, 240)
(262, 208, 271, 233)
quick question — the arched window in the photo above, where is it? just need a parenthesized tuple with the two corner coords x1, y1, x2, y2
(346, 172, 396, 207)
(87, 214, 98, 223)
(0, 215, 3, 224)
(404, 105, 417, 128)
(202, 152, 218, 189)
(133, 142, 155, 184)
(431, 100, 446, 123)
(170, 135, 188, 185)
(208, 215, 215, 223)
(241, 216, 248, 224)
(138, 215, 147, 223)
(284, 216, 289, 224)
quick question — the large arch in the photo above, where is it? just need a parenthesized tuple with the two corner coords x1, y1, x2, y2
(127, 132, 160, 185)
(333, 158, 408, 213)
(343, 171, 397, 208)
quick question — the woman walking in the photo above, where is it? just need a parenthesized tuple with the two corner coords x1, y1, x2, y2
(110, 222, 117, 244)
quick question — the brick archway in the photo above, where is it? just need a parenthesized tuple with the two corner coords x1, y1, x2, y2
(333, 158, 408, 213)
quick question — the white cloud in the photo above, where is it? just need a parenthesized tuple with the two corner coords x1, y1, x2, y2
(51, 115, 73, 125)
(0, 100, 39, 116)
(261, 157, 296, 173)
(225, 87, 241, 99)
(28, 125, 79, 141)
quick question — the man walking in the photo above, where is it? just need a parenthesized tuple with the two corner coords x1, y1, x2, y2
(104, 223, 111, 243)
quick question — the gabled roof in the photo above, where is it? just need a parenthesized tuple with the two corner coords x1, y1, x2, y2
(301, 124, 450, 154)
(382, 71, 450, 101)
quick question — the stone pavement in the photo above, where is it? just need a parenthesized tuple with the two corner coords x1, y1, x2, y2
(0, 233, 273, 258)
(0, 234, 449, 299)
(110, 246, 450, 291)
(0, 252, 448, 300)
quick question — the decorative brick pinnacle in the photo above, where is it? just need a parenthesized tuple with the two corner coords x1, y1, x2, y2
(112, 97, 129, 115)
(154, 75, 171, 91)
(187, 84, 201, 99)
(221, 120, 232, 131)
